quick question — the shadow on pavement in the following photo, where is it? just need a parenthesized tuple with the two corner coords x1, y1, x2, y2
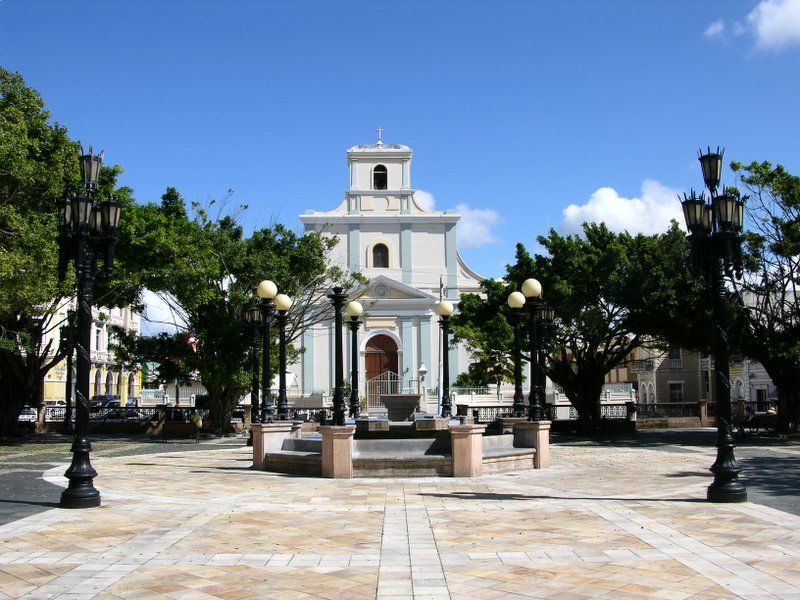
(420, 491, 706, 503)
(0, 471, 65, 525)
(553, 429, 716, 447)
(739, 454, 800, 499)
(0, 498, 60, 508)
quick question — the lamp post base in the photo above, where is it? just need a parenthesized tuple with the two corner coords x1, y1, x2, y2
(707, 447, 747, 503)
(60, 436, 101, 509)
(707, 481, 747, 503)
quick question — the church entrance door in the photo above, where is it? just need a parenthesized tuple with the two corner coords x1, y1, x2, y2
(365, 335, 399, 408)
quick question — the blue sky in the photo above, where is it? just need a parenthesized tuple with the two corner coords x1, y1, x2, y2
(2, 0, 800, 286)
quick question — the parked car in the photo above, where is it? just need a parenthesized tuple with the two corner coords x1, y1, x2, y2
(90, 394, 120, 409)
(45, 400, 67, 408)
(91, 408, 148, 421)
(18, 406, 37, 423)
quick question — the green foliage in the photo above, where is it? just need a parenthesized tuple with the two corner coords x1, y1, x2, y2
(0, 68, 81, 435)
(453, 222, 699, 428)
(453, 369, 487, 388)
(110, 191, 354, 429)
(730, 160, 800, 431)
(0, 68, 77, 317)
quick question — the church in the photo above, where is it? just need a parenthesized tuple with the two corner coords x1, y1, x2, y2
(292, 132, 484, 410)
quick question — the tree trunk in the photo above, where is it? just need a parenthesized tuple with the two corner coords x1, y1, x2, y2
(204, 381, 244, 435)
(0, 363, 27, 438)
(786, 389, 800, 433)
(553, 368, 604, 433)
(767, 368, 798, 434)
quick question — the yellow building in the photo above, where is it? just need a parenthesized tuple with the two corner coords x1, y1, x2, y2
(43, 301, 141, 406)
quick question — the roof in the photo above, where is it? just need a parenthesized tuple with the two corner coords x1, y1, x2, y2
(347, 143, 411, 153)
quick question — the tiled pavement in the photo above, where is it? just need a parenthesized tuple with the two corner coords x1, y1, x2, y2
(0, 443, 799, 599)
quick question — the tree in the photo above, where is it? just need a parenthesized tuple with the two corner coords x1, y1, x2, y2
(0, 68, 79, 436)
(111, 191, 359, 431)
(451, 278, 517, 394)
(453, 223, 698, 429)
(730, 160, 800, 432)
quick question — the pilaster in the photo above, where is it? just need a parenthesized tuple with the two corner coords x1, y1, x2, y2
(252, 422, 299, 470)
(513, 421, 551, 469)
(450, 424, 486, 477)
(320, 425, 356, 478)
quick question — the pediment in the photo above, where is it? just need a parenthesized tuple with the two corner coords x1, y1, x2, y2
(356, 275, 436, 302)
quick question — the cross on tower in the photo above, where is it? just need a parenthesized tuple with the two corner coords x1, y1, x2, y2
(376, 126, 383, 144)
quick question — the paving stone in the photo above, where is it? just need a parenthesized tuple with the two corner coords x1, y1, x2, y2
(0, 440, 796, 598)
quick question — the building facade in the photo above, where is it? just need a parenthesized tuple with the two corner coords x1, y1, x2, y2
(43, 301, 141, 406)
(294, 137, 483, 408)
(630, 345, 777, 409)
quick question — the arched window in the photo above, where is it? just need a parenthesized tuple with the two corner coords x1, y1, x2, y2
(106, 372, 115, 395)
(94, 371, 102, 396)
(373, 165, 387, 190)
(128, 373, 136, 401)
(372, 243, 389, 268)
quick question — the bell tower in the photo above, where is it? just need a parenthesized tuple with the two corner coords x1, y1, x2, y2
(345, 128, 413, 214)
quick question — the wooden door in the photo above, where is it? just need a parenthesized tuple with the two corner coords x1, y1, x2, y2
(365, 335, 398, 381)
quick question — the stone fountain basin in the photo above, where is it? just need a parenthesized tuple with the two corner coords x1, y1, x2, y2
(263, 432, 535, 478)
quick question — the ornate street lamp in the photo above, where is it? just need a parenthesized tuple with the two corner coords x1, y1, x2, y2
(346, 301, 363, 418)
(418, 363, 428, 394)
(521, 278, 546, 421)
(436, 300, 455, 418)
(257, 279, 278, 423)
(243, 304, 262, 445)
(536, 302, 555, 419)
(57, 147, 121, 509)
(274, 293, 293, 420)
(680, 146, 747, 503)
(507, 291, 527, 418)
(328, 286, 349, 426)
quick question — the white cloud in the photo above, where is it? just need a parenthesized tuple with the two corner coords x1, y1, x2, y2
(454, 203, 500, 248)
(140, 289, 186, 335)
(559, 179, 684, 236)
(414, 189, 436, 210)
(413, 190, 499, 248)
(704, 19, 725, 38)
(748, 0, 800, 50)
(706, 0, 800, 51)
(733, 21, 748, 36)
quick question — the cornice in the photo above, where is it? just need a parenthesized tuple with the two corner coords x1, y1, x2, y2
(300, 214, 460, 224)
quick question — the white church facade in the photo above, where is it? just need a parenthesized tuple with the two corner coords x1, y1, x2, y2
(292, 135, 483, 408)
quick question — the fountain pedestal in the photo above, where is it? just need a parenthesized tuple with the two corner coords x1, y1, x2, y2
(450, 424, 486, 477)
(320, 425, 356, 478)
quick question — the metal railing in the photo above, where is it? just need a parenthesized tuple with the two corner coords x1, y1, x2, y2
(635, 402, 698, 419)
(455, 404, 514, 423)
(450, 386, 491, 396)
(366, 372, 399, 408)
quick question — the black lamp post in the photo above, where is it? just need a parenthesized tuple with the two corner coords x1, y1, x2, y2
(521, 278, 546, 421)
(536, 302, 555, 418)
(257, 279, 278, 423)
(243, 304, 261, 445)
(437, 300, 455, 418)
(60, 309, 76, 432)
(328, 286, 348, 426)
(507, 291, 527, 418)
(274, 293, 293, 420)
(57, 147, 121, 509)
(680, 146, 747, 504)
(346, 301, 363, 418)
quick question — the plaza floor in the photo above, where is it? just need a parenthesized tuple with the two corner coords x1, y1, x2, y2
(1, 434, 799, 599)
